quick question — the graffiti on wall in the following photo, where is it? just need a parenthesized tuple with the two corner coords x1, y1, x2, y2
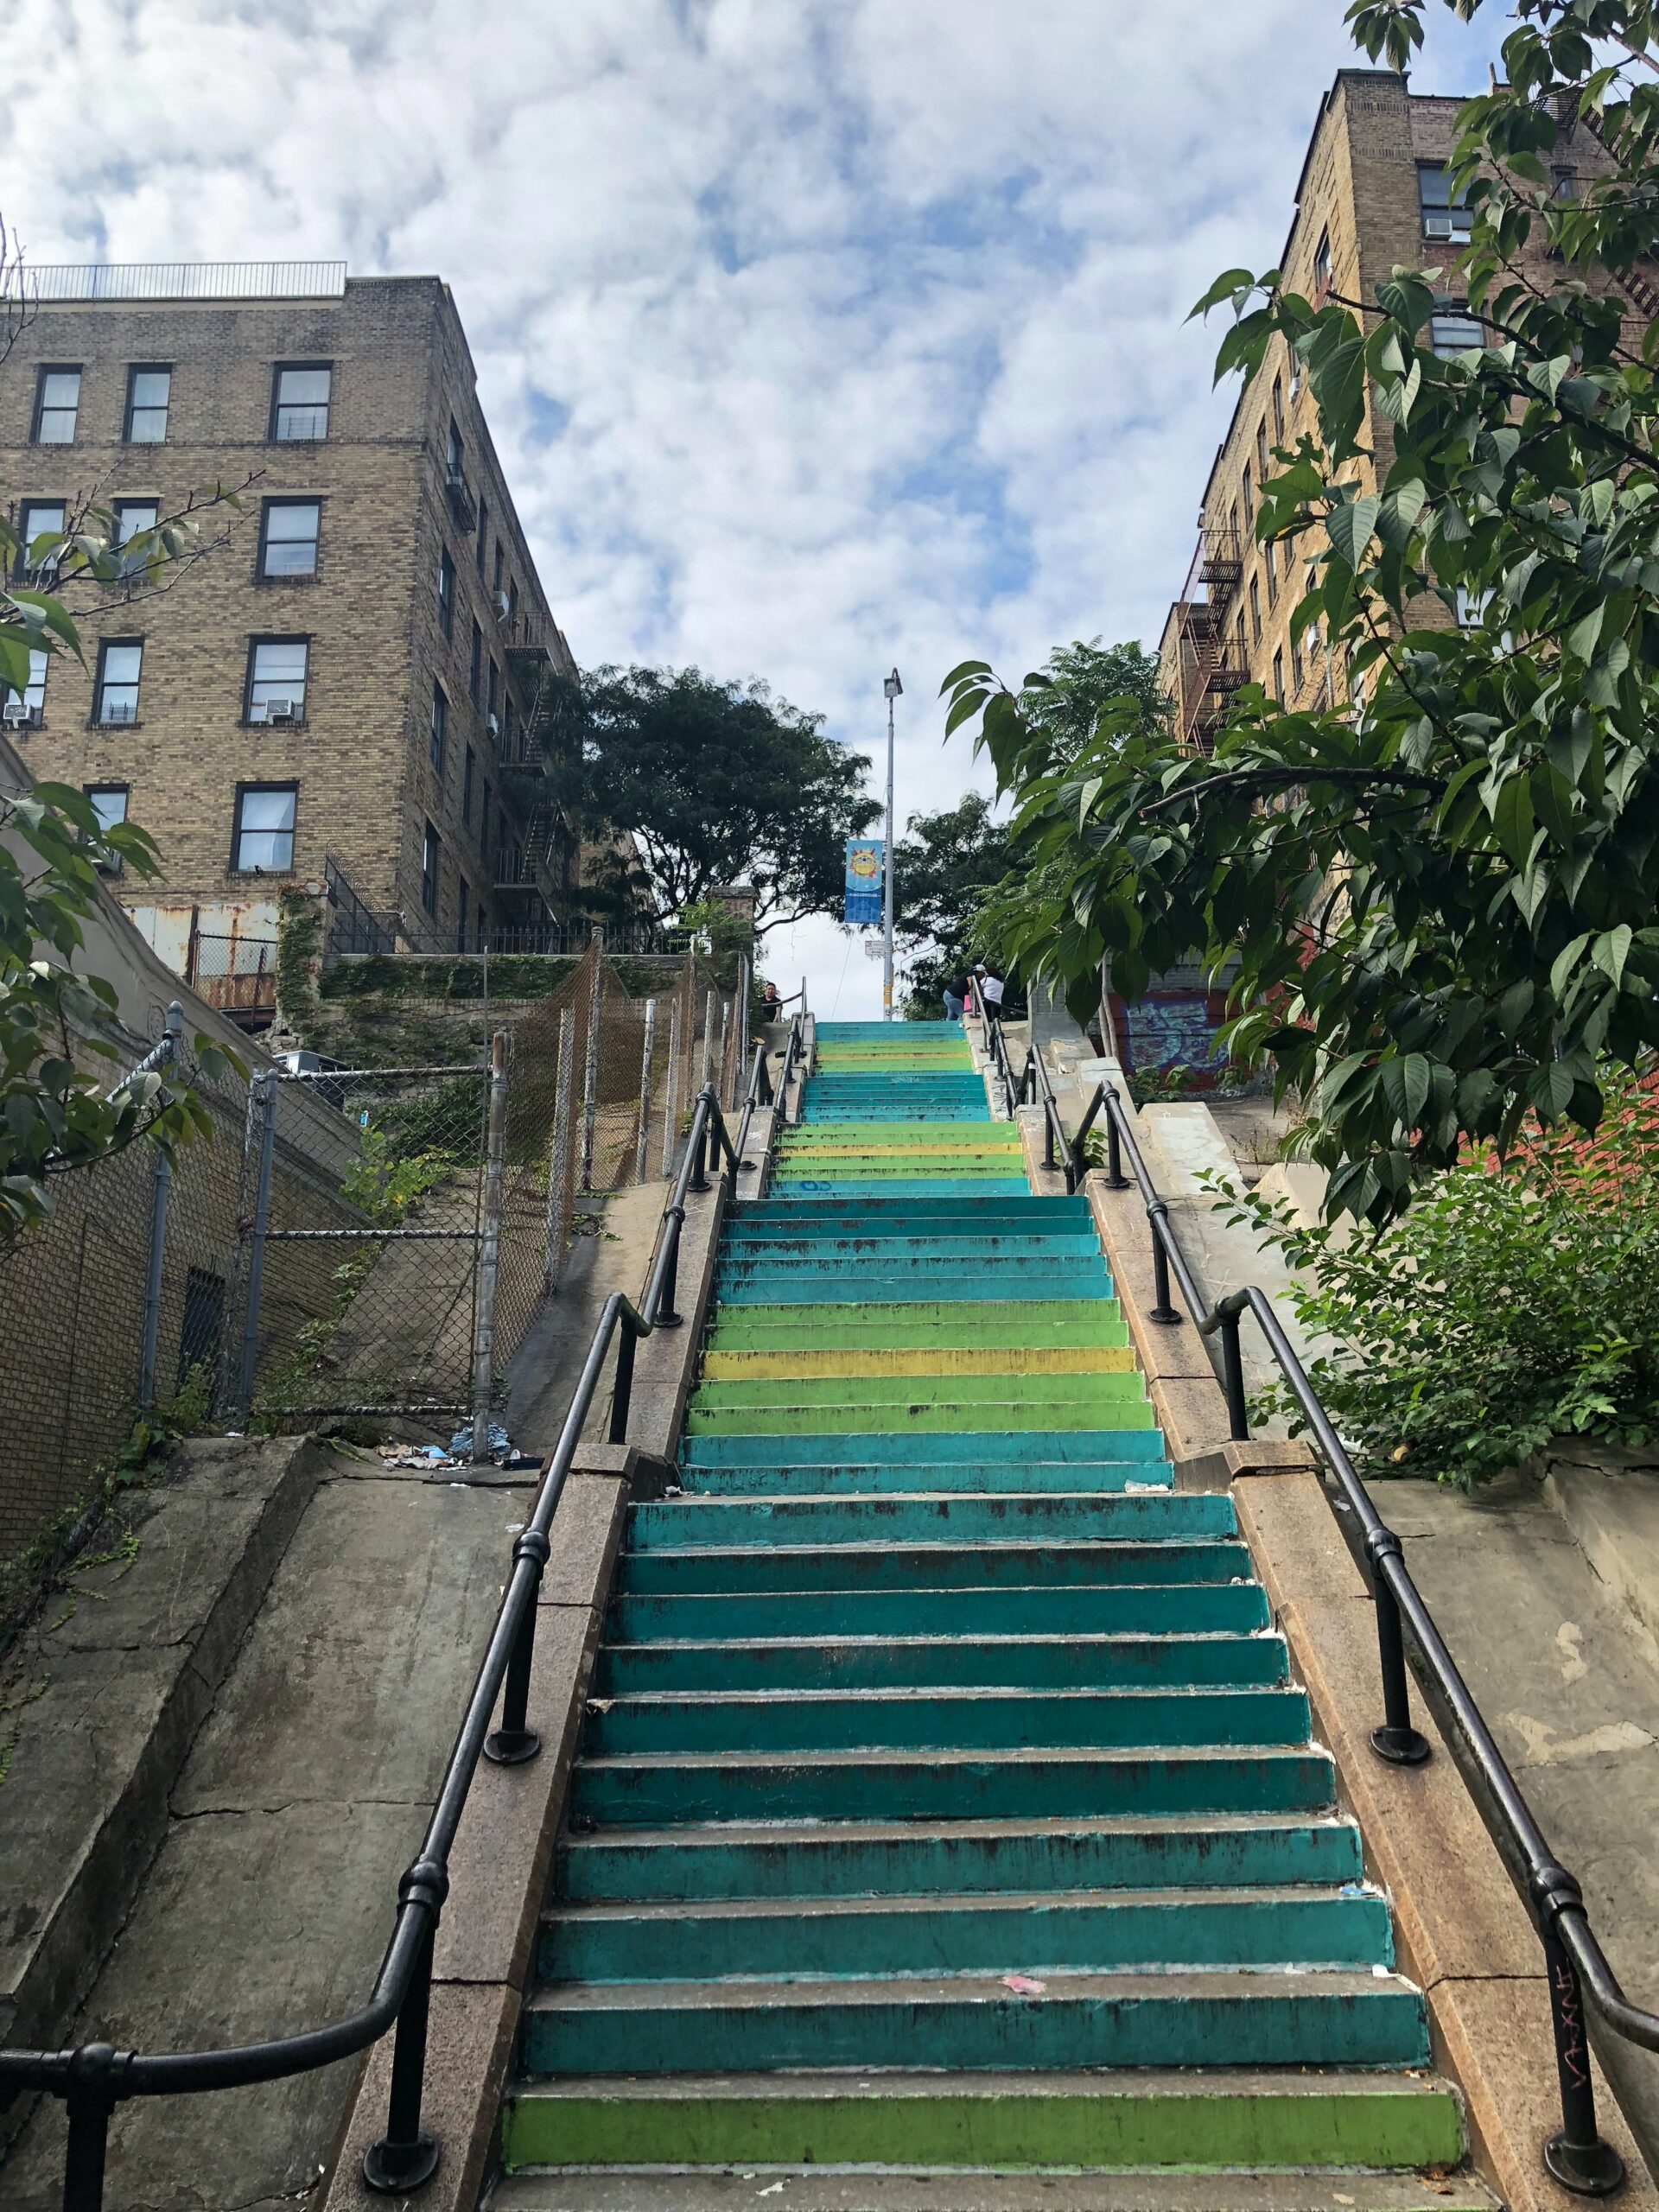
(1121, 995, 1230, 1077)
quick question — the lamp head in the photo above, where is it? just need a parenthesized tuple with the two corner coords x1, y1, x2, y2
(883, 668, 903, 700)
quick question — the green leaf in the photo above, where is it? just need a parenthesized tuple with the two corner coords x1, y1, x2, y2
(1489, 771, 1535, 868)
(1381, 1052, 1432, 1128)
(1326, 495, 1381, 572)
(1592, 925, 1633, 989)
(1528, 1063, 1574, 1121)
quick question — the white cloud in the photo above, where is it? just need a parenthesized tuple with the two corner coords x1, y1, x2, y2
(2, 0, 1505, 1014)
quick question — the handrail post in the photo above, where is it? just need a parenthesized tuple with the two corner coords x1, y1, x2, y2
(609, 1319, 637, 1444)
(654, 1215, 684, 1329)
(1147, 1208, 1180, 1325)
(688, 1101, 710, 1193)
(362, 1866, 447, 2193)
(1219, 1308, 1249, 1441)
(483, 1529, 551, 1766)
(1535, 1875, 1626, 2196)
(1364, 1535, 1433, 1768)
(1104, 1109, 1129, 1190)
(62, 2044, 120, 2212)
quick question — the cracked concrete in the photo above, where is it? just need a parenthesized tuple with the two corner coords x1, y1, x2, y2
(2, 1184, 671, 2212)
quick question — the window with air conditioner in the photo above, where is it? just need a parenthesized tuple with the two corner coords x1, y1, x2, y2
(1430, 309, 1484, 358)
(34, 367, 80, 445)
(125, 366, 171, 443)
(1312, 228, 1332, 297)
(1418, 164, 1473, 241)
(247, 639, 309, 722)
(272, 365, 331, 442)
(17, 500, 65, 580)
(233, 784, 297, 872)
(260, 499, 321, 578)
(3, 648, 46, 728)
(96, 640, 143, 724)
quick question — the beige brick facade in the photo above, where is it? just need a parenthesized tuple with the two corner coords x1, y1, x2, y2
(1, 270, 579, 982)
(1160, 69, 1626, 751)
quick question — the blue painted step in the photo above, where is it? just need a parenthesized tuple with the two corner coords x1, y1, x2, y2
(677, 1459, 1173, 1496)
(607, 1581, 1271, 1643)
(614, 1537, 1253, 1595)
(594, 1629, 1288, 1694)
(679, 1428, 1171, 1466)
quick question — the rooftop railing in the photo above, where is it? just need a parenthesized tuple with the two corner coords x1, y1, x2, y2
(12, 261, 348, 303)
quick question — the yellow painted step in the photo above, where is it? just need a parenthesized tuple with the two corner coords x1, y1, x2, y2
(702, 1345, 1140, 1381)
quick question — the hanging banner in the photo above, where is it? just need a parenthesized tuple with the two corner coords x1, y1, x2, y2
(843, 838, 884, 926)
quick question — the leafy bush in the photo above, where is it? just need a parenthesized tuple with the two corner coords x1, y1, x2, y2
(1217, 1074, 1659, 1487)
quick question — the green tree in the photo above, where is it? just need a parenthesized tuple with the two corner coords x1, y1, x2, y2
(531, 664, 880, 934)
(1014, 638, 1171, 771)
(946, 0, 1659, 1224)
(893, 792, 1016, 1014)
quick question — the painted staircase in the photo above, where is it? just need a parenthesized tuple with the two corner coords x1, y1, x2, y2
(493, 1023, 1491, 2209)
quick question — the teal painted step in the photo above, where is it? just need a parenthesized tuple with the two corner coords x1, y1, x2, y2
(607, 1580, 1270, 1643)
(735, 1197, 1087, 1219)
(716, 1254, 1104, 1280)
(519, 1968, 1429, 2075)
(627, 1490, 1222, 1550)
(677, 1459, 1171, 1496)
(615, 1538, 1249, 1596)
(714, 1274, 1113, 1306)
(715, 1233, 1103, 1257)
(679, 1427, 1169, 1466)
(594, 1629, 1287, 1695)
(539, 1884, 1393, 1985)
(568, 1743, 1338, 1826)
(554, 1811, 1363, 1903)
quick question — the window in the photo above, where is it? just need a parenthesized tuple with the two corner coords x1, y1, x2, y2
(486, 659, 499, 723)
(1418, 163, 1473, 241)
(430, 683, 448, 776)
(469, 619, 483, 705)
(272, 365, 331, 442)
(17, 647, 47, 717)
(1290, 626, 1305, 693)
(1552, 167, 1580, 204)
(96, 640, 143, 724)
(446, 418, 464, 474)
(507, 578, 518, 630)
(260, 499, 321, 578)
(480, 788, 492, 863)
(1271, 648, 1285, 705)
(422, 819, 442, 916)
(1289, 355, 1302, 404)
(1272, 374, 1286, 443)
(1249, 575, 1262, 646)
(1233, 614, 1247, 670)
(125, 365, 171, 442)
(233, 785, 297, 872)
(476, 499, 489, 579)
(114, 499, 159, 547)
(463, 744, 475, 825)
(246, 639, 308, 722)
(17, 499, 66, 578)
(1255, 419, 1270, 479)
(1312, 228, 1332, 298)
(438, 548, 455, 639)
(493, 542, 505, 595)
(1264, 536, 1277, 604)
(86, 785, 130, 870)
(1430, 309, 1484, 358)
(1241, 463, 1254, 530)
(33, 367, 80, 444)
(502, 694, 515, 753)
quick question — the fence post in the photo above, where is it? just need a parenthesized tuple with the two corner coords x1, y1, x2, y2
(469, 1031, 510, 1466)
(737, 956, 750, 1098)
(634, 999, 657, 1184)
(137, 1000, 185, 1410)
(579, 934, 602, 1189)
(699, 988, 717, 1096)
(235, 1070, 278, 1426)
(661, 997, 683, 1177)
(715, 999, 731, 1108)
(543, 1007, 576, 1293)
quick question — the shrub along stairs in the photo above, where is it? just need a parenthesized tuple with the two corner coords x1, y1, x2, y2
(494, 1023, 1491, 2209)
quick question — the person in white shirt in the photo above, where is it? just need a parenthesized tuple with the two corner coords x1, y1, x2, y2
(975, 963, 1005, 1012)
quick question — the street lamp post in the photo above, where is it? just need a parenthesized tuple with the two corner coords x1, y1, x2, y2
(882, 667, 902, 1020)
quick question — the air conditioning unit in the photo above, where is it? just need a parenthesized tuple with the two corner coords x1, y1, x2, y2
(493, 589, 511, 620)
(3, 700, 33, 728)
(101, 702, 136, 724)
(486, 713, 500, 738)
(266, 700, 297, 725)
(1423, 213, 1455, 239)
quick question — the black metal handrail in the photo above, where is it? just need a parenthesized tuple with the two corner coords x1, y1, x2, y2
(0, 1082, 754, 2212)
(982, 1002, 1657, 2199)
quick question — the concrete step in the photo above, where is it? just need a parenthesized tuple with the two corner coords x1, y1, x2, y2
(493, 2167, 1496, 2212)
(593, 1629, 1287, 1696)
(626, 1490, 1223, 1552)
(678, 1427, 1169, 1466)
(675, 1460, 1173, 1497)
(607, 1580, 1268, 1643)
(518, 1967, 1430, 2075)
(583, 1682, 1311, 1758)
(554, 1811, 1364, 1903)
(568, 1743, 1338, 1826)
(615, 1536, 1248, 1596)
(538, 1883, 1392, 1985)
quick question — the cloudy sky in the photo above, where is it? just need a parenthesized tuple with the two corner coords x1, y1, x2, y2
(6, 0, 1504, 1014)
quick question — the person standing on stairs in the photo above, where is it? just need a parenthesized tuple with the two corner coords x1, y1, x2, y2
(975, 962, 1005, 1014)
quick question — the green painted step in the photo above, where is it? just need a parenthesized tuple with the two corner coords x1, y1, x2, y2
(568, 1743, 1338, 1826)
(538, 1884, 1393, 1985)
(705, 1311, 1128, 1350)
(607, 1580, 1269, 1643)
(553, 1811, 1363, 1903)
(593, 1630, 1287, 1695)
(614, 1536, 1250, 1594)
(582, 1683, 1310, 1758)
(690, 1374, 1146, 1412)
(677, 1460, 1171, 1497)
(683, 1400, 1157, 1436)
(518, 1968, 1430, 2075)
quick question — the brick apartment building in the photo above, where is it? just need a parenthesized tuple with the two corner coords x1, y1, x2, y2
(0, 262, 582, 1017)
(1159, 68, 1629, 753)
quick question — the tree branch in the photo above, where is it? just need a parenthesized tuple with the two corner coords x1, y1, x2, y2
(1137, 765, 1443, 818)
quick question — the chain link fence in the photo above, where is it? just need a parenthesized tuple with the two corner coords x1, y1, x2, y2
(0, 940, 756, 1577)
